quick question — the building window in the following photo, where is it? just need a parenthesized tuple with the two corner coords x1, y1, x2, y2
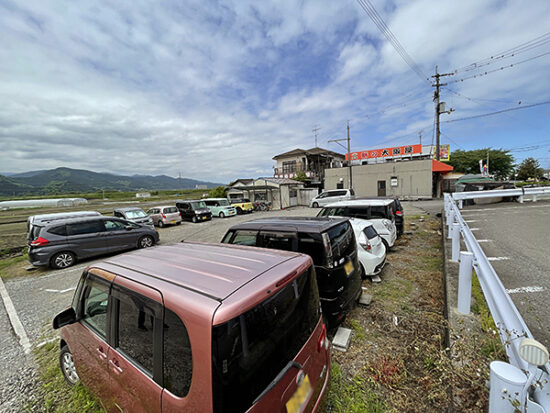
(282, 161, 297, 173)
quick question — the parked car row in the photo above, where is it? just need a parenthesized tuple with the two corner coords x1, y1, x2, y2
(49, 195, 406, 412)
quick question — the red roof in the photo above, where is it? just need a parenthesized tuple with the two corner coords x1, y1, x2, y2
(432, 159, 454, 173)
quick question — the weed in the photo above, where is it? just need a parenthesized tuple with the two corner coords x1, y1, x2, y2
(348, 319, 365, 341)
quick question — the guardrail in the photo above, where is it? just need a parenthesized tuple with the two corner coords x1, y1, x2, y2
(444, 189, 550, 412)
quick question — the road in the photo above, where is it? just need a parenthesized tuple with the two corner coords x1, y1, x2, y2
(460, 200, 550, 349)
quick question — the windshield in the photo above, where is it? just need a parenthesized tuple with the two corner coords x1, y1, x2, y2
(124, 210, 147, 219)
(190, 201, 207, 209)
(212, 267, 320, 413)
(317, 207, 346, 217)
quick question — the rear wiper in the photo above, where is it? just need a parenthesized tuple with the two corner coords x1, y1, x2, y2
(252, 360, 303, 405)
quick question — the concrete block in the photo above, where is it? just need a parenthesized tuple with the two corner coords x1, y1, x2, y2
(359, 293, 373, 306)
(332, 327, 352, 352)
(370, 275, 382, 283)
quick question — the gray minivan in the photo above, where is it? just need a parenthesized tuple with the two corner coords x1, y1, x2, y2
(27, 211, 102, 242)
(28, 216, 159, 269)
(113, 207, 153, 227)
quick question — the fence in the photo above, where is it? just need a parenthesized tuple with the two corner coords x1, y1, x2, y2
(444, 188, 550, 412)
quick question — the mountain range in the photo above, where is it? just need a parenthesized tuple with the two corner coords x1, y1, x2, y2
(0, 167, 222, 196)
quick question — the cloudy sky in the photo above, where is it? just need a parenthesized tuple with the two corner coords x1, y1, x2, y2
(1, 0, 549, 182)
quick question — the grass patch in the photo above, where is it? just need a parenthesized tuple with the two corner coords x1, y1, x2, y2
(373, 278, 413, 313)
(470, 273, 507, 360)
(0, 254, 29, 280)
(324, 362, 386, 413)
(349, 319, 365, 341)
(31, 340, 104, 413)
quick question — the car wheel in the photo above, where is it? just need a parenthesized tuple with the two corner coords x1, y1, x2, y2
(158, 220, 165, 228)
(312, 202, 319, 208)
(138, 235, 154, 248)
(51, 252, 76, 269)
(192, 216, 198, 223)
(60, 345, 80, 386)
(176, 221, 182, 225)
(236, 207, 243, 215)
(381, 238, 390, 252)
(219, 212, 225, 218)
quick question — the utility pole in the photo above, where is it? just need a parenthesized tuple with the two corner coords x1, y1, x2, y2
(312, 125, 321, 148)
(487, 150, 490, 176)
(431, 66, 454, 160)
(419, 131, 422, 146)
(328, 121, 353, 189)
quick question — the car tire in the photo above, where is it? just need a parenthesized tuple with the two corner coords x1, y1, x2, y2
(138, 235, 154, 248)
(60, 345, 80, 386)
(192, 216, 198, 223)
(312, 202, 319, 208)
(219, 212, 225, 218)
(176, 221, 182, 225)
(236, 207, 243, 215)
(381, 238, 390, 252)
(50, 252, 76, 269)
(158, 220, 165, 228)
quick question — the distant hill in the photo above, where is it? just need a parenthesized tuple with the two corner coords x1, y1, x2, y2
(0, 167, 222, 196)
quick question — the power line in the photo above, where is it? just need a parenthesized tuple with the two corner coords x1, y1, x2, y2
(356, 0, 430, 86)
(442, 100, 550, 123)
(444, 87, 522, 105)
(447, 50, 550, 84)
(364, 93, 429, 119)
(452, 31, 550, 73)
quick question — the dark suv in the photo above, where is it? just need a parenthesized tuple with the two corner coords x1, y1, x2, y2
(176, 200, 212, 223)
(221, 217, 362, 326)
(28, 216, 159, 269)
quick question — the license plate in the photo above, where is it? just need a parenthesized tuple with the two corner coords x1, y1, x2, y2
(344, 261, 354, 275)
(201, 216, 206, 220)
(286, 375, 311, 413)
(170, 220, 175, 224)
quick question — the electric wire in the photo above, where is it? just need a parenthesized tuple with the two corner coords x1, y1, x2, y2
(442, 100, 550, 123)
(453, 31, 550, 73)
(356, 0, 430, 86)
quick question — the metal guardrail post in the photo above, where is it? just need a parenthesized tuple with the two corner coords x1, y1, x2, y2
(457, 251, 473, 314)
(458, 199, 463, 209)
(447, 209, 455, 240)
(533, 195, 537, 203)
(451, 223, 460, 262)
(520, 195, 524, 203)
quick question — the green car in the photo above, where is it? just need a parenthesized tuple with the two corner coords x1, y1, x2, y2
(203, 198, 238, 218)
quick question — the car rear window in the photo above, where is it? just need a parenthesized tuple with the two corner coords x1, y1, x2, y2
(29, 225, 43, 241)
(211, 266, 320, 413)
(370, 206, 389, 219)
(326, 221, 355, 263)
(363, 225, 378, 240)
(163, 207, 178, 213)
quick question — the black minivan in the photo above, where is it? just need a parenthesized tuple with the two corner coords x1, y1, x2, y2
(221, 217, 362, 326)
(176, 200, 212, 223)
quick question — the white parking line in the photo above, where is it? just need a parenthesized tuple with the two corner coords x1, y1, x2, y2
(36, 337, 58, 348)
(477, 239, 492, 243)
(464, 220, 478, 223)
(506, 286, 546, 294)
(45, 287, 76, 294)
(0, 277, 32, 354)
(488, 257, 510, 261)
(469, 228, 480, 231)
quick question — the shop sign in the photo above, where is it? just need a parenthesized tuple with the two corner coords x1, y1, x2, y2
(346, 144, 422, 161)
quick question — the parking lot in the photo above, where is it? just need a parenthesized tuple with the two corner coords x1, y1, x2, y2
(0, 201, 435, 411)
(460, 200, 550, 349)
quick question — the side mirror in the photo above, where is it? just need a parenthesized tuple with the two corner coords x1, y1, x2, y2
(125, 225, 133, 230)
(53, 307, 76, 329)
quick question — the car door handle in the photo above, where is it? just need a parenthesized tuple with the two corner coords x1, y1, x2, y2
(109, 359, 123, 374)
(96, 347, 107, 360)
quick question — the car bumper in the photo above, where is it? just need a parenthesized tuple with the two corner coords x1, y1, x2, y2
(358, 251, 386, 276)
(28, 249, 52, 267)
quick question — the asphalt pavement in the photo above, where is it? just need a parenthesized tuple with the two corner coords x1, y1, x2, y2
(459, 200, 550, 348)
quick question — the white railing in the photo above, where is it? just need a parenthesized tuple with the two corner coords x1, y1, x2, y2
(444, 189, 550, 412)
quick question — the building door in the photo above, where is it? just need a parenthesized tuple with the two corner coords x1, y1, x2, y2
(377, 180, 386, 196)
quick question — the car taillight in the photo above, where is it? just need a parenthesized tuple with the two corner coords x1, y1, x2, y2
(395, 210, 403, 216)
(318, 323, 329, 352)
(30, 237, 49, 247)
(276, 271, 297, 287)
(359, 231, 371, 251)
(161, 213, 166, 219)
(322, 233, 333, 268)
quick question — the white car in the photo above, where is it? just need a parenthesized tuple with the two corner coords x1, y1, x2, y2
(317, 199, 397, 249)
(309, 188, 355, 208)
(349, 218, 387, 277)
